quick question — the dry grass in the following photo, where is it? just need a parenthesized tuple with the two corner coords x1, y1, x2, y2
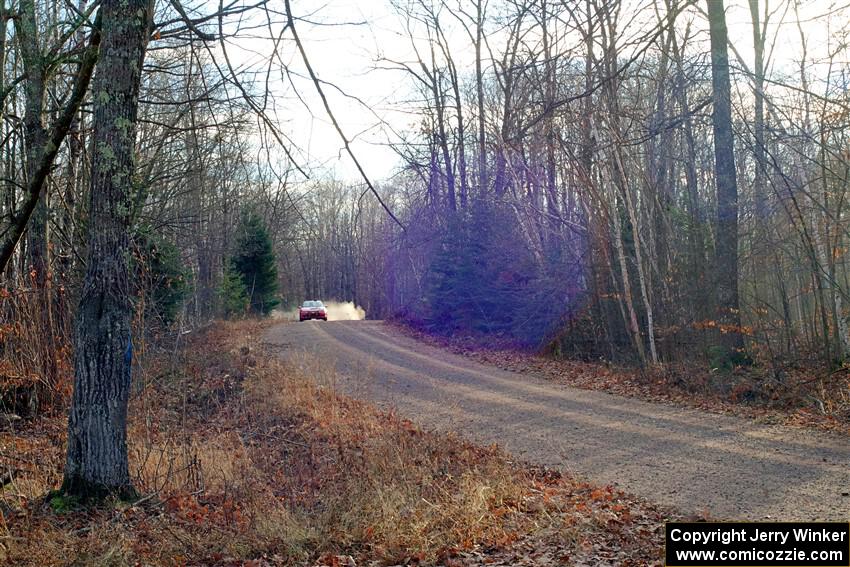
(0, 320, 668, 566)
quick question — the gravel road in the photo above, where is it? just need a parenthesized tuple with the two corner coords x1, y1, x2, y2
(265, 320, 850, 520)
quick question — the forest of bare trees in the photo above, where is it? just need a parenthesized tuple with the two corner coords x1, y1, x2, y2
(1, 0, 850, 494)
(298, 0, 850, 378)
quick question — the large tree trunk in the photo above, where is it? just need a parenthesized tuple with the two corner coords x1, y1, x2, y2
(18, 0, 55, 413)
(18, 0, 49, 283)
(63, 0, 150, 498)
(706, 0, 745, 355)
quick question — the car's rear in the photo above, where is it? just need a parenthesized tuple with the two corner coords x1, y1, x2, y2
(299, 300, 328, 321)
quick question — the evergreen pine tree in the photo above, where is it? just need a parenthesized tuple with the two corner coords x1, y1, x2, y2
(219, 261, 249, 317)
(424, 203, 538, 340)
(132, 227, 190, 324)
(231, 210, 279, 315)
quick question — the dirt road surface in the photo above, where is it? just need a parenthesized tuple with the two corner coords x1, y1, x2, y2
(265, 320, 850, 520)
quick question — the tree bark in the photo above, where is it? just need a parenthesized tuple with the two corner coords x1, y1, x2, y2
(63, 0, 150, 498)
(748, 0, 767, 222)
(611, 191, 647, 366)
(706, 0, 745, 354)
(18, 0, 49, 285)
(475, 0, 486, 196)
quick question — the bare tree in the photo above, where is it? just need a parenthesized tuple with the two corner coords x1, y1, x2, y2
(63, 0, 151, 497)
(707, 0, 744, 356)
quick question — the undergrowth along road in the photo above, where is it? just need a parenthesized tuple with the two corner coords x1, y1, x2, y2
(1, 320, 668, 566)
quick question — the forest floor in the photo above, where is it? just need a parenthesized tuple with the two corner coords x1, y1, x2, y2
(391, 322, 850, 436)
(267, 320, 850, 521)
(0, 320, 672, 566)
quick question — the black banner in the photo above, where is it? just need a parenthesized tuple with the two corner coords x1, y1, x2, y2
(665, 522, 850, 566)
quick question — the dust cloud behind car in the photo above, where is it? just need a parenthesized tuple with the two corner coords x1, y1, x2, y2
(275, 301, 366, 322)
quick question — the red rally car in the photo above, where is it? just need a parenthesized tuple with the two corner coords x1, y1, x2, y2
(299, 300, 328, 321)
